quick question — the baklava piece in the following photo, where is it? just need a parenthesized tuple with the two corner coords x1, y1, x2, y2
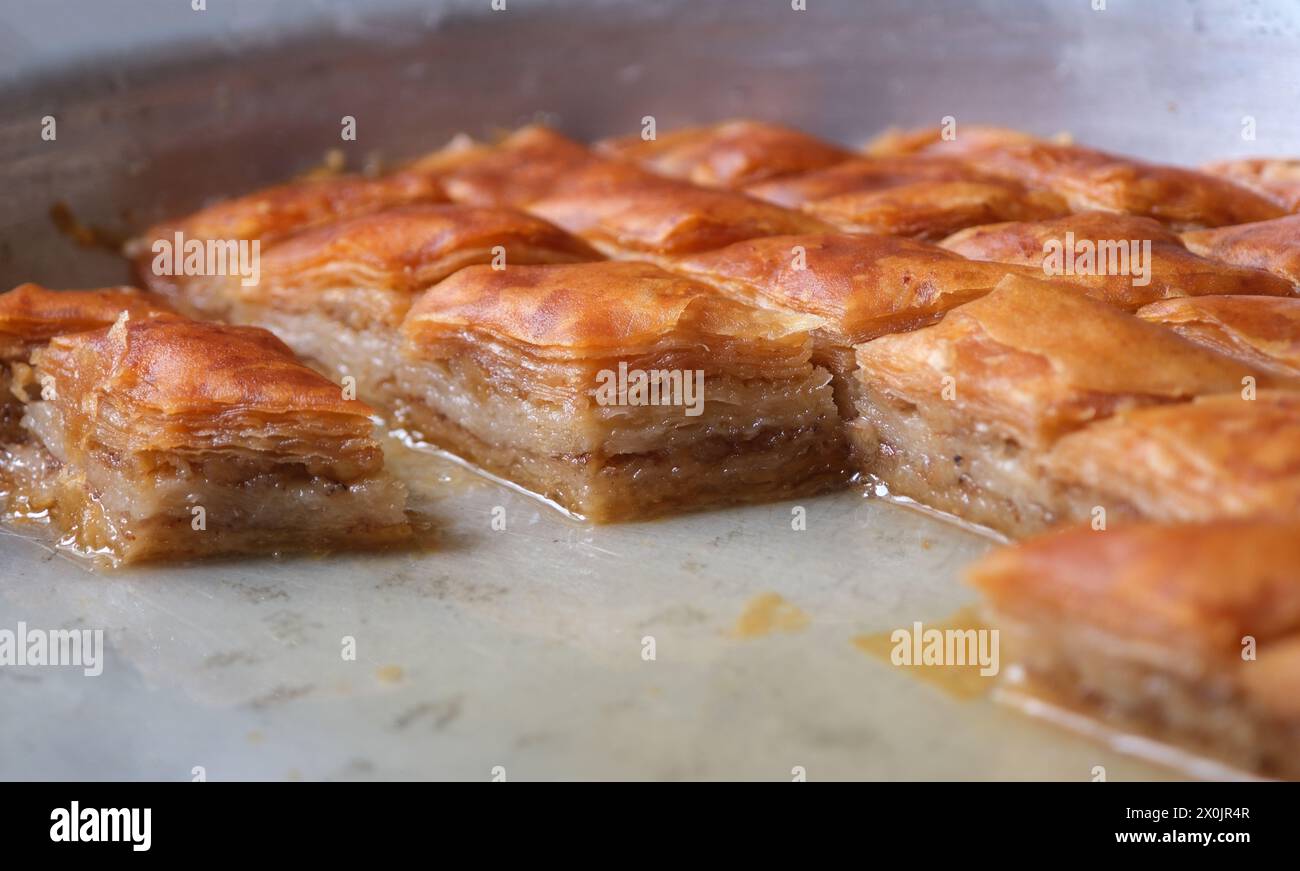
(393, 261, 847, 522)
(940, 212, 1295, 310)
(524, 161, 835, 263)
(670, 232, 1037, 414)
(1137, 295, 1300, 378)
(1181, 213, 1300, 287)
(207, 203, 602, 386)
(1202, 157, 1300, 212)
(796, 179, 1069, 241)
(863, 124, 1047, 158)
(431, 125, 603, 208)
(5, 313, 410, 564)
(745, 154, 1003, 207)
(878, 129, 1285, 229)
(596, 119, 852, 188)
(850, 274, 1260, 536)
(967, 519, 1300, 780)
(128, 170, 449, 309)
(1043, 392, 1300, 525)
(0, 284, 178, 441)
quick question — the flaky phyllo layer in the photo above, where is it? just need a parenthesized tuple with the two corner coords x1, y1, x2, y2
(0, 289, 410, 564)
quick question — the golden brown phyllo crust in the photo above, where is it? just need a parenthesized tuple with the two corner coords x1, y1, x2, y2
(596, 119, 853, 188)
(1181, 213, 1300, 287)
(0, 284, 410, 564)
(967, 519, 1300, 779)
(1137, 295, 1300, 378)
(1201, 157, 1300, 212)
(940, 212, 1296, 310)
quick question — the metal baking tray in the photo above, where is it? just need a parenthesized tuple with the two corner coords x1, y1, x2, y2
(3, 0, 1296, 780)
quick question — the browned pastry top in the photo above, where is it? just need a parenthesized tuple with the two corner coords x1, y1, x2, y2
(130, 171, 447, 256)
(403, 260, 819, 356)
(671, 232, 1034, 343)
(1202, 157, 1300, 211)
(863, 125, 1044, 157)
(1137, 295, 1300, 377)
(528, 162, 835, 257)
(239, 204, 602, 328)
(801, 179, 1070, 240)
(0, 283, 178, 346)
(955, 141, 1285, 229)
(966, 516, 1300, 657)
(1045, 391, 1300, 522)
(855, 273, 1258, 444)
(597, 119, 852, 188)
(744, 155, 1002, 207)
(39, 317, 374, 420)
(436, 125, 602, 208)
(940, 212, 1296, 309)
(1181, 213, 1300, 286)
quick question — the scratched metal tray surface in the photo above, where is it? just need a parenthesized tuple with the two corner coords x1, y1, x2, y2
(2, 0, 1297, 781)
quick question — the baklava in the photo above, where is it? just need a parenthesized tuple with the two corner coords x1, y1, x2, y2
(1180, 213, 1300, 287)
(1202, 157, 1300, 212)
(849, 274, 1263, 536)
(939, 212, 1296, 310)
(128, 170, 450, 304)
(0, 284, 179, 440)
(596, 119, 853, 188)
(1136, 295, 1300, 378)
(206, 203, 602, 383)
(873, 127, 1285, 228)
(967, 519, 1300, 780)
(1042, 391, 1300, 526)
(0, 286, 409, 564)
(392, 260, 847, 522)
(669, 232, 1038, 414)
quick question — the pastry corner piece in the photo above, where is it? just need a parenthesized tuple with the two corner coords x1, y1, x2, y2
(966, 520, 1300, 780)
(395, 260, 847, 521)
(2, 297, 410, 565)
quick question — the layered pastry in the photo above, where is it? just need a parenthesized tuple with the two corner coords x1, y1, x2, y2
(392, 261, 846, 522)
(669, 232, 1038, 413)
(849, 274, 1263, 536)
(415, 125, 836, 260)
(940, 212, 1296, 310)
(0, 285, 410, 564)
(1043, 392, 1300, 526)
(1181, 213, 1300, 287)
(0, 284, 178, 440)
(1137, 295, 1300, 378)
(596, 119, 853, 188)
(863, 124, 1048, 158)
(182, 203, 602, 360)
(870, 127, 1285, 229)
(523, 161, 835, 262)
(745, 154, 1004, 207)
(1202, 157, 1300, 212)
(966, 519, 1300, 780)
(128, 170, 449, 300)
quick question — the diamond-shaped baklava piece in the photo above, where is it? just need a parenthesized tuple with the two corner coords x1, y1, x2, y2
(940, 212, 1295, 309)
(670, 232, 1037, 414)
(1201, 158, 1300, 212)
(596, 119, 852, 188)
(394, 260, 846, 521)
(1136, 295, 1300, 378)
(1180, 213, 1300, 287)
(967, 518, 1300, 780)
(211, 203, 603, 390)
(2, 298, 409, 564)
(849, 274, 1266, 536)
